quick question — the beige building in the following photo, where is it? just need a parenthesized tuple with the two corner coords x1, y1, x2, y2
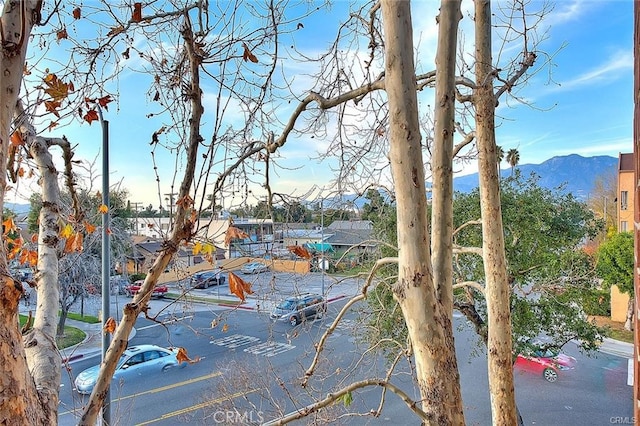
(611, 153, 633, 322)
(617, 152, 634, 232)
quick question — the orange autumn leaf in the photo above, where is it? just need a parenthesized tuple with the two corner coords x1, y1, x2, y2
(48, 121, 59, 131)
(3, 217, 17, 234)
(17, 167, 25, 177)
(222, 323, 229, 333)
(97, 95, 113, 109)
(224, 226, 249, 246)
(64, 232, 83, 253)
(43, 73, 71, 101)
(72, 7, 81, 19)
(57, 28, 68, 41)
(10, 131, 23, 147)
(45, 100, 62, 117)
(19, 250, 38, 267)
(241, 42, 258, 63)
(228, 272, 254, 302)
(23, 63, 31, 76)
(30, 234, 38, 243)
(103, 317, 116, 334)
(287, 245, 312, 259)
(84, 109, 99, 124)
(175, 347, 201, 364)
(98, 204, 109, 214)
(84, 221, 97, 234)
(132, 2, 142, 22)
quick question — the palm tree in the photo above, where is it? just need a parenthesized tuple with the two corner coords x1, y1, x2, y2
(506, 148, 520, 175)
(496, 145, 505, 164)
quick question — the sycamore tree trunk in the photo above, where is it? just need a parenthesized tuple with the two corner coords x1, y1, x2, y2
(0, 2, 61, 425)
(625, 297, 634, 331)
(431, 0, 462, 315)
(474, 1, 517, 424)
(380, 1, 465, 424)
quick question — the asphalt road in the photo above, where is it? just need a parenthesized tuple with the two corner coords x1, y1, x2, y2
(57, 284, 633, 425)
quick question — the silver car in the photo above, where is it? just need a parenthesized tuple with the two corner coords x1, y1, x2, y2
(74, 344, 184, 394)
(270, 293, 327, 326)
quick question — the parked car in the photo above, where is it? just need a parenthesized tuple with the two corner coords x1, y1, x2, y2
(125, 280, 168, 298)
(190, 270, 226, 289)
(270, 293, 327, 326)
(74, 344, 184, 394)
(240, 262, 269, 274)
(514, 344, 576, 382)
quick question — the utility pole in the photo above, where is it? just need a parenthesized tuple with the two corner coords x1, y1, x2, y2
(320, 198, 325, 297)
(130, 201, 143, 236)
(164, 192, 177, 234)
(97, 106, 111, 426)
(129, 202, 143, 275)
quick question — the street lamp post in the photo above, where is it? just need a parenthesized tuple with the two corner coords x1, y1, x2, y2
(320, 199, 325, 296)
(97, 107, 111, 426)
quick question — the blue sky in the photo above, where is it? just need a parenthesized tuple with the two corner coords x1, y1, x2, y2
(8, 0, 634, 210)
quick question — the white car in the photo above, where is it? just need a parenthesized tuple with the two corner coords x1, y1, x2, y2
(240, 262, 269, 274)
(74, 344, 184, 394)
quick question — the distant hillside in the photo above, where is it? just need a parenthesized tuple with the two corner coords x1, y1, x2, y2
(453, 154, 618, 199)
(5, 202, 31, 215)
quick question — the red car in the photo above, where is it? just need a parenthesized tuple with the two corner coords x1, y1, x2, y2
(514, 346, 576, 383)
(125, 280, 168, 298)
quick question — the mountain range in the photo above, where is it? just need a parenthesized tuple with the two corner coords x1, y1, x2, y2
(452, 154, 618, 199)
(4, 154, 619, 215)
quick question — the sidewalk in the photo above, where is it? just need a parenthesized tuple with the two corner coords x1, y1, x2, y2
(598, 337, 634, 358)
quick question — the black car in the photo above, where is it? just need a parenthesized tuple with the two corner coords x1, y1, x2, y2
(270, 293, 327, 326)
(190, 270, 226, 289)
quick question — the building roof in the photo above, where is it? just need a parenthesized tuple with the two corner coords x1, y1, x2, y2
(619, 152, 633, 172)
(325, 228, 374, 247)
(328, 220, 373, 230)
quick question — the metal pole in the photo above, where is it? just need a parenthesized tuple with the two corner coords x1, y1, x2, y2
(98, 109, 111, 426)
(321, 198, 324, 297)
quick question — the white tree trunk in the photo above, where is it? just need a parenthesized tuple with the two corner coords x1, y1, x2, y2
(474, 1, 517, 424)
(431, 0, 462, 314)
(624, 297, 634, 331)
(381, 1, 465, 423)
(0, 2, 58, 424)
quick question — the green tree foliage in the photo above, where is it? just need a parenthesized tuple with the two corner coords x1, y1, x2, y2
(367, 171, 607, 356)
(596, 231, 634, 295)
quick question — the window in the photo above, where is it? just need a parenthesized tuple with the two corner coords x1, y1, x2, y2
(620, 191, 628, 210)
(621, 221, 628, 232)
(144, 350, 160, 362)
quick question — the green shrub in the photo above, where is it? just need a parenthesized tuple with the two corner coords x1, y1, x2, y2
(129, 273, 147, 282)
(581, 288, 611, 316)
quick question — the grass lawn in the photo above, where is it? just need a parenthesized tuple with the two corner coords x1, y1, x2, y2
(19, 315, 87, 349)
(590, 316, 634, 344)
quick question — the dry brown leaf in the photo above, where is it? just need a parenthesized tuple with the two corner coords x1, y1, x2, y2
(228, 272, 254, 301)
(287, 245, 312, 259)
(104, 317, 116, 334)
(224, 226, 249, 246)
(241, 42, 258, 63)
(132, 3, 143, 22)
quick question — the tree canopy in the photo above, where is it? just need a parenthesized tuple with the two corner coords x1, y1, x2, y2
(597, 231, 634, 295)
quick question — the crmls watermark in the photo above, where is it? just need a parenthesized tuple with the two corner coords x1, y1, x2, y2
(610, 417, 635, 424)
(212, 410, 264, 424)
